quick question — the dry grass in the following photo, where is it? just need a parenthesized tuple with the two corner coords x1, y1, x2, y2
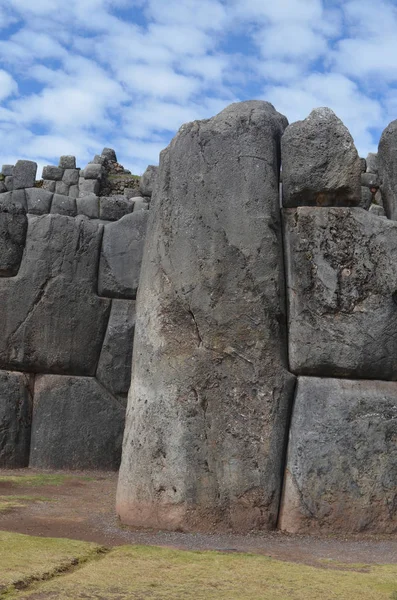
(0, 495, 53, 513)
(4, 543, 397, 600)
(0, 531, 101, 595)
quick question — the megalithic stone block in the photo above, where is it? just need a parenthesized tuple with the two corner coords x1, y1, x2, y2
(0, 370, 32, 468)
(98, 211, 148, 298)
(282, 108, 361, 208)
(117, 101, 295, 533)
(0, 198, 27, 276)
(284, 206, 397, 379)
(96, 299, 136, 398)
(279, 377, 397, 534)
(0, 214, 111, 375)
(378, 119, 397, 220)
(29, 375, 125, 470)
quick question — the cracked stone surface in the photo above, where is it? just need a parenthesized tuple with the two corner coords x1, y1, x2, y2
(0, 200, 27, 277)
(0, 370, 32, 467)
(378, 118, 397, 220)
(29, 375, 125, 470)
(117, 100, 295, 533)
(284, 206, 397, 379)
(98, 211, 148, 299)
(279, 376, 397, 534)
(96, 299, 136, 399)
(0, 214, 111, 375)
(281, 108, 361, 208)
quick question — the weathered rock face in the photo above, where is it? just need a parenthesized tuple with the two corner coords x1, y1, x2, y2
(98, 212, 149, 299)
(0, 370, 32, 467)
(29, 375, 125, 470)
(282, 108, 361, 208)
(284, 206, 397, 379)
(0, 214, 111, 376)
(378, 119, 397, 220)
(117, 101, 295, 533)
(0, 201, 27, 276)
(97, 300, 136, 399)
(279, 377, 397, 534)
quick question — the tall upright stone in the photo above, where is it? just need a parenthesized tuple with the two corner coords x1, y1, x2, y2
(378, 119, 397, 220)
(117, 101, 295, 533)
(282, 108, 361, 208)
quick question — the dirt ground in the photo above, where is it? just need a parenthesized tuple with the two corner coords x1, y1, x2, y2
(1, 468, 397, 568)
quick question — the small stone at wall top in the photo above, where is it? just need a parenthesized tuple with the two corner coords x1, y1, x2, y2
(13, 160, 38, 190)
(59, 155, 76, 169)
(102, 148, 117, 162)
(42, 165, 64, 181)
(2, 165, 14, 177)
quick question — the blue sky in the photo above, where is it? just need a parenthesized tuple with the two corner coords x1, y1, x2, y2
(0, 0, 395, 175)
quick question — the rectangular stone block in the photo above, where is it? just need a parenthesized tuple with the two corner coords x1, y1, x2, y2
(79, 178, 100, 197)
(59, 155, 76, 169)
(0, 370, 32, 467)
(50, 194, 76, 217)
(2, 165, 14, 177)
(284, 207, 397, 379)
(0, 214, 111, 376)
(55, 181, 70, 196)
(77, 194, 99, 218)
(62, 169, 79, 186)
(13, 160, 37, 190)
(42, 166, 64, 181)
(279, 377, 397, 534)
(30, 375, 125, 470)
(99, 196, 133, 221)
(98, 211, 148, 298)
(96, 299, 136, 397)
(42, 180, 56, 192)
(26, 188, 53, 215)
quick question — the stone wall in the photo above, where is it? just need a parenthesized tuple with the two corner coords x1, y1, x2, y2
(2, 102, 397, 536)
(0, 152, 158, 470)
(117, 103, 397, 535)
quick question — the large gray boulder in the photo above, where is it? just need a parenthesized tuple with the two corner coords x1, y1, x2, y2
(96, 300, 136, 398)
(0, 200, 27, 276)
(0, 370, 32, 467)
(0, 214, 110, 375)
(378, 119, 397, 220)
(279, 377, 397, 534)
(282, 108, 361, 207)
(139, 165, 158, 197)
(98, 211, 149, 298)
(29, 375, 125, 470)
(117, 101, 295, 533)
(284, 206, 397, 379)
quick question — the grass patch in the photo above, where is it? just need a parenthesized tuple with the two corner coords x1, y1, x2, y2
(0, 531, 102, 595)
(0, 474, 93, 487)
(0, 495, 53, 513)
(8, 544, 397, 600)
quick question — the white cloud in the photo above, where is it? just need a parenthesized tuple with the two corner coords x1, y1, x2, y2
(0, 0, 393, 171)
(265, 73, 383, 154)
(0, 70, 18, 101)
